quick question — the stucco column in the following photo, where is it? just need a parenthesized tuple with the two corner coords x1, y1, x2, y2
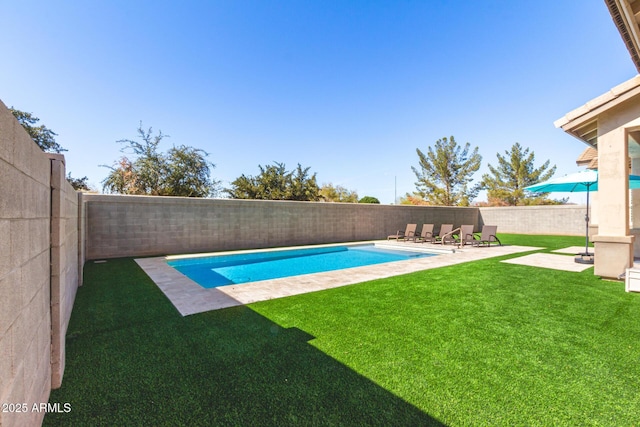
(592, 124, 634, 278)
(588, 191, 598, 237)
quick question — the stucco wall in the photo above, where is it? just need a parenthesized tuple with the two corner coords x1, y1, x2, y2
(0, 101, 80, 426)
(479, 205, 588, 236)
(84, 194, 481, 259)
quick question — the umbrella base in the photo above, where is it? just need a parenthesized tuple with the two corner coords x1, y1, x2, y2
(575, 252, 594, 264)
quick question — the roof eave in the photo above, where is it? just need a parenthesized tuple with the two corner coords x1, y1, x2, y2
(605, 0, 640, 73)
(554, 75, 640, 146)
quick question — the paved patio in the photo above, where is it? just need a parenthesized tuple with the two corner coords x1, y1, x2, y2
(135, 241, 541, 316)
(551, 246, 593, 254)
(501, 252, 594, 272)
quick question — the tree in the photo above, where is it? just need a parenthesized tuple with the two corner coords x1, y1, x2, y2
(411, 136, 482, 206)
(320, 183, 359, 202)
(481, 142, 557, 206)
(358, 196, 380, 204)
(10, 108, 65, 153)
(226, 162, 320, 201)
(399, 193, 429, 205)
(102, 157, 138, 194)
(164, 145, 217, 197)
(226, 163, 288, 200)
(102, 123, 219, 197)
(289, 164, 321, 201)
(66, 173, 91, 191)
(11, 107, 92, 190)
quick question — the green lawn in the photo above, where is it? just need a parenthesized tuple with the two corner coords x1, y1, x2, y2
(45, 235, 640, 426)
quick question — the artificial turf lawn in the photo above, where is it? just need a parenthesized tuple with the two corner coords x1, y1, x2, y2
(44, 234, 640, 426)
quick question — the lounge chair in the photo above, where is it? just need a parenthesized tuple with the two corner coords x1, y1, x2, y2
(434, 224, 455, 244)
(414, 224, 435, 243)
(473, 225, 501, 247)
(456, 224, 476, 247)
(388, 224, 417, 241)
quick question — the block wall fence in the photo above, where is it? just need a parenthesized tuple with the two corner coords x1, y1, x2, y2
(0, 101, 82, 427)
(478, 205, 589, 236)
(82, 197, 587, 260)
(1, 99, 588, 427)
(83, 195, 481, 259)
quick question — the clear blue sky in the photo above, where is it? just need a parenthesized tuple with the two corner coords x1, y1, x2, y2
(1, 1, 637, 204)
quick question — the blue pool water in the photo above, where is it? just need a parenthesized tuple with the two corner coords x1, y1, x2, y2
(168, 245, 436, 288)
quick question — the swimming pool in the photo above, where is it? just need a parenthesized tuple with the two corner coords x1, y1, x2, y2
(168, 244, 437, 288)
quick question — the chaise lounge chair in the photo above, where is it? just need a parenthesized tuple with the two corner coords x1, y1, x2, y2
(434, 224, 455, 244)
(414, 224, 435, 243)
(455, 224, 476, 247)
(473, 225, 501, 247)
(388, 224, 417, 241)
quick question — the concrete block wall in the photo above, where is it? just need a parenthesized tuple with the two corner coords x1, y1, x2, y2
(0, 101, 53, 427)
(479, 205, 587, 236)
(78, 192, 86, 284)
(49, 154, 81, 389)
(0, 101, 81, 426)
(84, 194, 480, 259)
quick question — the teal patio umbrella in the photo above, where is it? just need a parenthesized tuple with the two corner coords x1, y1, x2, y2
(525, 170, 640, 263)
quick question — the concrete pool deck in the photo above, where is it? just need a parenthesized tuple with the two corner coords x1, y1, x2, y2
(135, 241, 543, 316)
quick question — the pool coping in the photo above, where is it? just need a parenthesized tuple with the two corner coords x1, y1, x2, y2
(135, 241, 542, 316)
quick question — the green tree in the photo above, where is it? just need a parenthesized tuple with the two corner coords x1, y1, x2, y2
(227, 163, 289, 200)
(411, 136, 482, 206)
(358, 196, 380, 204)
(11, 107, 91, 190)
(481, 142, 557, 206)
(164, 145, 217, 197)
(225, 174, 259, 199)
(320, 183, 359, 202)
(102, 123, 218, 197)
(66, 173, 91, 191)
(289, 164, 321, 201)
(10, 107, 65, 153)
(102, 157, 137, 194)
(226, 162, 320, 201)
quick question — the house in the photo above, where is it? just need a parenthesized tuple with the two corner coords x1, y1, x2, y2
(555, 0, 640, 278)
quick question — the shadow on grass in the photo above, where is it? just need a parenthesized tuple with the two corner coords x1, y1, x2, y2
(45, 259, 444, 426)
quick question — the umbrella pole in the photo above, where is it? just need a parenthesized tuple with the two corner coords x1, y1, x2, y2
(585, 187, 590, 255)
(576, 184, 595, 264)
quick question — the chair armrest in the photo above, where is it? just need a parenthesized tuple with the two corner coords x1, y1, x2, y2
(441, 227, 460, 240)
